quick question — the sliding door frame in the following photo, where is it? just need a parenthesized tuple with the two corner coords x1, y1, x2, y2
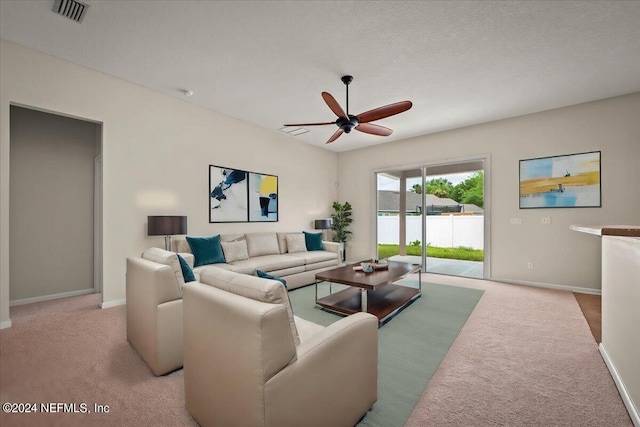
(372, 153, 491, 279)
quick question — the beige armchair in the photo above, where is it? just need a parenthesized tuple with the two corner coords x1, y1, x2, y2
(183, 268, 379, 427)
(126, 249, 191, 376)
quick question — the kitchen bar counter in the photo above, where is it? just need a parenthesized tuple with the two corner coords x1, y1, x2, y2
(571, 224, 639, 426)
(569, 224, 640, 237)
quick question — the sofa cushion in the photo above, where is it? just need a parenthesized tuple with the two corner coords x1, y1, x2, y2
(228, 254, 304, 274)
(286, 234, 307, 253)
(276, 232, 289, 254)
(186, 235, 226, 267)
(194, 263, 236, 278)
(221, 240, 249, 263)
(256, 270, 287, 289)
(245, 232, 280, 258)
(177, 254, 197, 283)
(294, 315, 325, 344)
(285, 250, 337, 265)
(304, 259, 338, 271)
(173, 239, 191, 254)
(199, 267, 300, 346)
(142, 247, 185, 292)
(303, 231, 324, 251)
(268, 265, 305, 277)
(219, 233, 246, 243)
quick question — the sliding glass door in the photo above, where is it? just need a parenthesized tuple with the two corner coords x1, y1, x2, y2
(376, 168, 424, 264)
(375, 158, 487, 279)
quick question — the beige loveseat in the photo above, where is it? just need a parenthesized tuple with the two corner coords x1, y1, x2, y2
(183, 268, 378, 427)
(127, 231, 341, 375)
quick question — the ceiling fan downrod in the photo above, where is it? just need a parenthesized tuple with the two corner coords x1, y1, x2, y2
(340, 75, 357, 133)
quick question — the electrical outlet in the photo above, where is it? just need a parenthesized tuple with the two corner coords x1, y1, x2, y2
(527, 262, 534, 269)
(541, 217, 551, 224)
(510, 217, 522, 225)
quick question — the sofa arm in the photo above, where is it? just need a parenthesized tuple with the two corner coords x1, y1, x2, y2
(126, 257, 185, 376)
(264, 312, 378, 427)
(322, 241, 340, 255)
(126, 257, 182, 305)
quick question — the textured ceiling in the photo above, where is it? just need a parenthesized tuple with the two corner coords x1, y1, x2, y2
(1, 1, 640, 152)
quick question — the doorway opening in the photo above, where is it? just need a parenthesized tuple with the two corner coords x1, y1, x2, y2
(375, 157, 488, 279)
(9, 105, 103, 309)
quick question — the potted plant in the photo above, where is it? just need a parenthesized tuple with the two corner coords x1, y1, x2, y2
(330, 201, 353, 261)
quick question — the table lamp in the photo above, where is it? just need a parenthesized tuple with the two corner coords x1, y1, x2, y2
(314, 219, 332, 241)
(148, 216, 187, 251)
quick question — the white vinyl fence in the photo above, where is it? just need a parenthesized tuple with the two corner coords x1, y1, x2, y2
(378, 215, 484, 250)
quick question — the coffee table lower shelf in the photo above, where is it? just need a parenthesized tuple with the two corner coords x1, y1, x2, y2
(316, 284, 421, 325)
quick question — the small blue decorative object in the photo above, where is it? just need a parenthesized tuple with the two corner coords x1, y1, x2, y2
(360, 262, 375, 273)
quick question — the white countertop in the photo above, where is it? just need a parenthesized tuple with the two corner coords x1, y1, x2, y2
(570, 224, 640, 238)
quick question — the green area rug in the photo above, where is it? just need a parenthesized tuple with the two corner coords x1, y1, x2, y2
(289, 280, 484, 427)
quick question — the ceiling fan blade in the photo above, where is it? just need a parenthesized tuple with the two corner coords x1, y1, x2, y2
(326, 129, 344, 144)
(357, 100, 413, 123)
(355, 123, 393, 137)
(283, 122, 334, 127)
(322, 92, 347, 118)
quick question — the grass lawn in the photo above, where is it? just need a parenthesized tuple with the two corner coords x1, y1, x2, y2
(378, 244, 484, 261)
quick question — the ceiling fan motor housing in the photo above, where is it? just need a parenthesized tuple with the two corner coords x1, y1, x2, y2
(337, 115, 359, 133)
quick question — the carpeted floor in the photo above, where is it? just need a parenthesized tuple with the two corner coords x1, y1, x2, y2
(405, 274, 631, 427)
(0, 293, 196, 427)
(0, 276, 632, 426)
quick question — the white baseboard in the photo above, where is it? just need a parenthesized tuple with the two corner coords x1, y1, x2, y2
(491, 277, 602, 295)
(0, 319, 12, 330)
(10, 288, 96, 307)
(599, 343, 640, 427)
(100, 298, 125, 309)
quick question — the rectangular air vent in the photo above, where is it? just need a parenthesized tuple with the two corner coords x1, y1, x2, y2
(279, 126, 309, 136)
(53, 0, 89, 23)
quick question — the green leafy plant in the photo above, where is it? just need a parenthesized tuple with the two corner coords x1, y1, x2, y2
(330, 201, 353, 244)
(410, 239, 421, 246)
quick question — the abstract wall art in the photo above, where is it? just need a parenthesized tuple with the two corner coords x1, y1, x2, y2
(519, 151, 601, 209)
(209, 165, 248, 222)
(209, 165, 279, 222)
(248, 172, 278, 222)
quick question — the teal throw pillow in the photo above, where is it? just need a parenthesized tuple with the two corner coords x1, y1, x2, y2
(177, 254, 196, 283)
(186, 234, 226, 267)
(303, 231, 324, 251)
(256, 269, 287, 289)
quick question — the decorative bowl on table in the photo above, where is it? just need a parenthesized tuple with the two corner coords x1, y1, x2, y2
(360, 262, 375, 273)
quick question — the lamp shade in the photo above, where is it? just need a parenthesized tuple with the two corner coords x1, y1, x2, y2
(314, 219, 332, 230)
(148, 216, 187, 236)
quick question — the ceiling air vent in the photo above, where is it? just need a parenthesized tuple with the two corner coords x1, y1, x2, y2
(53, 0, 89, 23)
(279, 126, 309, 137)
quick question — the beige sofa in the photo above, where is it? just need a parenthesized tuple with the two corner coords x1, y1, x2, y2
(127, 231, 341, 375)
(184, 267, 378, 427)
(173, 232, 341, 290)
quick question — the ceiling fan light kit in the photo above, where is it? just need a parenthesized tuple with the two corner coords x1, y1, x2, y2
(284, 75, 413, 144)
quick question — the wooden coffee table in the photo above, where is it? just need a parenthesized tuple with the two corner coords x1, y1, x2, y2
(315, 260, 421, 325)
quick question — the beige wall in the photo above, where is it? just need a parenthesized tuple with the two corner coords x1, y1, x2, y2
(337, 93, 640, 291)
(10, 106, 99, 301)
(0, 40, 338, 326)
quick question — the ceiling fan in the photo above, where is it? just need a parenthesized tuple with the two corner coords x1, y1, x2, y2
(284, 75, 413, 144)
